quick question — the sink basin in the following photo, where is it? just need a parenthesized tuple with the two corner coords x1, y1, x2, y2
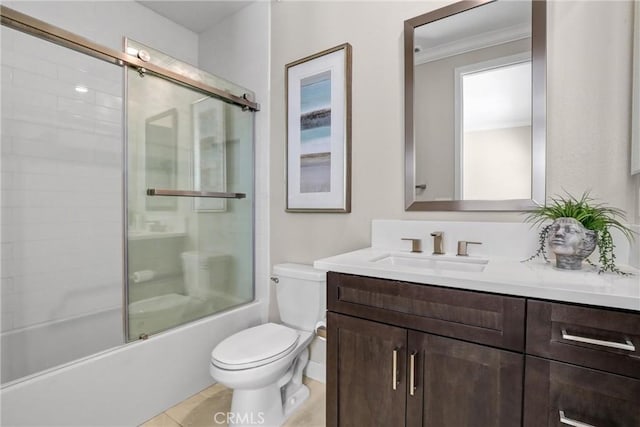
(371, 253, 488, 273)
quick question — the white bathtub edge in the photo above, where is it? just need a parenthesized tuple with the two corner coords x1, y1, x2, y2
(1, 300, 264, 427)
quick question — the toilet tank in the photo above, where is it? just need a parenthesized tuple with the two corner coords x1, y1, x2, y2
(273, 263, 326, 332)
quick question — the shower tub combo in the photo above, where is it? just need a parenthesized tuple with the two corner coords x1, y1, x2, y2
(0, 5, 261, 424)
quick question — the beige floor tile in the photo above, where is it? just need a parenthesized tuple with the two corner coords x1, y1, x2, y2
(199, 383, 228, 399)
(150, 377, 325, 427)
(164, 392, 208, 426)
(139, 413, 182, 427)
(165, 385, 234, 427)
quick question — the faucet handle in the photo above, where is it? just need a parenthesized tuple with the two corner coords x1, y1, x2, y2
(401, 238, 423, 253)
(457, 241, 482, 256)
(430, 231, 445, 255)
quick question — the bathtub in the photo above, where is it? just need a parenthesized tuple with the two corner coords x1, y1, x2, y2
(1, 307, 123, 385)
(1, 300, 263, 426)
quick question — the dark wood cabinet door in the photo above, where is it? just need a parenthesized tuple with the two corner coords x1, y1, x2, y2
(524, 356, 640, 427)
(327, 312, 407, 427)
(407, 331, 523, 427)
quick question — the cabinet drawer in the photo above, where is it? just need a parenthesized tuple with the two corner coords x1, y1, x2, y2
(527, 300, 640, 379)
(327, 272, 525, 351)
(524, 356, 640, 427)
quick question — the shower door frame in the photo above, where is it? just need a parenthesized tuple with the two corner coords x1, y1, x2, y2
(0, 6, 259, 112)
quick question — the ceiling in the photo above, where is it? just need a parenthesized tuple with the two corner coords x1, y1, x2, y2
(138, 1, 254, 33)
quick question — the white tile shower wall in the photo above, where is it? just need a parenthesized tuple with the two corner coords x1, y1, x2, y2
(1, 26, 123, 332)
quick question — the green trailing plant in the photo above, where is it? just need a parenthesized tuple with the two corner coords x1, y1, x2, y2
(524, 192, 635, 275)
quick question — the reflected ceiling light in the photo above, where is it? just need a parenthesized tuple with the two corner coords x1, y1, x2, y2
(75, 85, 89, 93)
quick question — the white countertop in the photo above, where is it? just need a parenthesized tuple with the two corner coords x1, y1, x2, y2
(314, 247, 640, 312)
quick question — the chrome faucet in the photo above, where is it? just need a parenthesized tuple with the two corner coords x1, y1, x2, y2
(430, 231, 444, 255)
(457, 241, 482, 256)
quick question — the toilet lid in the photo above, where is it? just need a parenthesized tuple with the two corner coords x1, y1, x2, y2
(211, 323, 299, 370)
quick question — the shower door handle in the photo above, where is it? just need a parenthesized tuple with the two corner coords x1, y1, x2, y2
(146, 188, 246, 199)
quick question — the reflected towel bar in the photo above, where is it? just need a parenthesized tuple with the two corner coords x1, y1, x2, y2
(146, 189, 246, 199)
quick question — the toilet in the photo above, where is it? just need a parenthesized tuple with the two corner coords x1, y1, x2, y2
(129, 251, 230, 337)
(209, 263, 326, 427)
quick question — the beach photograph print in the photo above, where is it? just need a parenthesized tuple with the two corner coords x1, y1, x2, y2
(299, 71, 332, 193)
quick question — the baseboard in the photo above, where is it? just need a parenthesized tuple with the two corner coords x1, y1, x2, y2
(304, 360, 326, 384)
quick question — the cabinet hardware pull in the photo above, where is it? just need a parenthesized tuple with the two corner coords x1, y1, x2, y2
(561, 328, 636, 351)
(409, 351, 416, 396)
(559, 410, 596, 427)
(392, 348, 399, 390)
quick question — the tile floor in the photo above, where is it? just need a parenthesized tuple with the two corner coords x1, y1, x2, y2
(139, 377, 325, 427)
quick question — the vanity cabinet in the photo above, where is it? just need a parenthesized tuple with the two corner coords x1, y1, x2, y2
(327, 272, 525, 427)
(326, 272, 640, 427)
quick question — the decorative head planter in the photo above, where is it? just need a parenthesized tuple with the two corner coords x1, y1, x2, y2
(548, 217, 597, 270)
(524, 192, 634, 275)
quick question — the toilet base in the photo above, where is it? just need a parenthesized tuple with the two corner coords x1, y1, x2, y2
(226, 349, 310, 427)
(228, 383, 309, 427)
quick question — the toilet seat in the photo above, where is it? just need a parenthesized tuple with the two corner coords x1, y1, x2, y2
(211, 323, 299, 370)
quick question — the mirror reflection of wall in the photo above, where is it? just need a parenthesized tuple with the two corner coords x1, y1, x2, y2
(458, 58, 531, 200)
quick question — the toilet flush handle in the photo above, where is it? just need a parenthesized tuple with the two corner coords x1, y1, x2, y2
(270, 276, 279, 284)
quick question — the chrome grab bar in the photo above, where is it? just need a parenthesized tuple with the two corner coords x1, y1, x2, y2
(146, 188, 246, 199)
(559, 410, 596, 427)
(561, 328, 636, 352)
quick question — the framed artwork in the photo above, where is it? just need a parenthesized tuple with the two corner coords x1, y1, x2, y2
(192, 97, 227, 212)
(285, 43, 352, 212)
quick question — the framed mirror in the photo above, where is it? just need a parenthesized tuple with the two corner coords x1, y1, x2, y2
(404, 0, 546, 211)
(145, 108, 178, 211)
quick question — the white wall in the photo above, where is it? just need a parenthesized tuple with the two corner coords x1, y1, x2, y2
(198, 1, 271, 320)
(269, 0, 640, 276)
(546, 0, 639, 221)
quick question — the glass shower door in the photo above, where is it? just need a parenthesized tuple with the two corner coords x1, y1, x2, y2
(126, 42, 254, 340)
(1, 25, 124, 384)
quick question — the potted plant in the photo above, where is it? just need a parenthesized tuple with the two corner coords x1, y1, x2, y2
(524, 192, 635, 274)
